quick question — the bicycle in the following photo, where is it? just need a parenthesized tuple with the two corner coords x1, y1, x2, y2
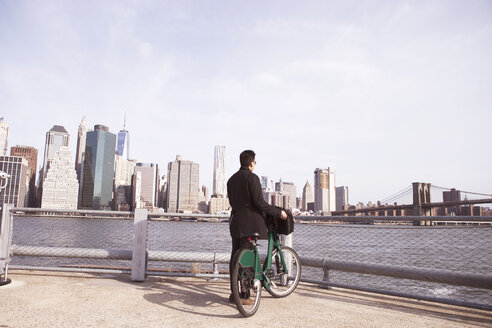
(230, 226, 301, 317)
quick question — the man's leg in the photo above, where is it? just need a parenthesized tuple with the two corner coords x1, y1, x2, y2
(229, 237, 241, 299)
(229, 237, 253, 301)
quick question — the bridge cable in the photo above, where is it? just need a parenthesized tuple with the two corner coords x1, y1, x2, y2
(431, 185, 492, 197)
(380, 186, 413, 204)
(381, 189, 413, 204)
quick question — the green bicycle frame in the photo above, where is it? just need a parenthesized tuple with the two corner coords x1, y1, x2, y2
(238, 230, 289, 292)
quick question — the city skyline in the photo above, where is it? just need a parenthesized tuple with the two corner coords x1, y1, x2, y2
(1, 1, 491, 204)
(0, 117, 490, 206)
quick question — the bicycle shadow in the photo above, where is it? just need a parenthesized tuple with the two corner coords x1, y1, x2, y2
(142, 278, 240, 319)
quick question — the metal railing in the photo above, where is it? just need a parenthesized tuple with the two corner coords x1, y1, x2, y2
(2, 206, 491, 310)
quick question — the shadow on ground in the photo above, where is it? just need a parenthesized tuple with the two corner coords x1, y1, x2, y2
(296, 284, 492, 328)
(142, 278, 241, 319)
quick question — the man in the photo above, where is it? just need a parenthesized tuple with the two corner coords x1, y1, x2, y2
(227, 150, 287, 303)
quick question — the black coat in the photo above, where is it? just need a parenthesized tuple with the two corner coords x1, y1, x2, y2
(227, 167, 282, 239)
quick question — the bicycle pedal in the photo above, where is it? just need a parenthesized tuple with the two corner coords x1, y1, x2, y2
(265, 269, 274, 278)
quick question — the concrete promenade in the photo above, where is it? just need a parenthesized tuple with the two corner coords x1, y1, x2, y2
(1, 270, 491, 328)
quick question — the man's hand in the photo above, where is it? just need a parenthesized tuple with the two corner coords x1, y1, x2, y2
(281, 210, 288, 220)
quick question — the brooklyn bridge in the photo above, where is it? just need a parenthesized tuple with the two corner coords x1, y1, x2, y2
(332, 182, 492, 217)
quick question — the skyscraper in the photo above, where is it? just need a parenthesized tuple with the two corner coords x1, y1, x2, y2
(42, 125, 70, 180)
(117, 114, 130, 160)
(0, 118, 8, 156)
(133, 163, 159, 209)
(302, 181, 314, 211)
(10, 145, 38, 207)
(166, 155, 199, 213)
(261, 176, 269, 190)
(41, 147, 79, 209)
(114, 156, 136, 211)
(75, 117, 89, 182)
(213, 145, 226, 197)
(336, 186, 349, 211)
(0, 156, 28, 207)
(39, 125, 70, 203)
(314, 168, 336, 214)
(275, 179, 297, 209)
(80, 125, 116, 210)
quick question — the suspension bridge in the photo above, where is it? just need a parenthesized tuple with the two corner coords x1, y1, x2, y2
(332, 182, 492, 217)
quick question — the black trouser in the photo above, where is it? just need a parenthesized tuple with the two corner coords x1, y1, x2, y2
(229, 237, 254, 295)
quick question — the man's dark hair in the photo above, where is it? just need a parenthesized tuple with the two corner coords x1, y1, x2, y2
(240, 150, 256, 167)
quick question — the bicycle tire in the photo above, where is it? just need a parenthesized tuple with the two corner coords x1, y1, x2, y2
(266, 246, 301, 298)
(231, 248, 262, 317)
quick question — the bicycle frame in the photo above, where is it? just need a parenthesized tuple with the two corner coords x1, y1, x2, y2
(239, 229, 289, 292)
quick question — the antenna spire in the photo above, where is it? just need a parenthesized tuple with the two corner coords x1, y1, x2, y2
(123, 111, 127, 130)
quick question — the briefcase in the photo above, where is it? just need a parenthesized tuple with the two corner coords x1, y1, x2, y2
(274, 208, 294, 235)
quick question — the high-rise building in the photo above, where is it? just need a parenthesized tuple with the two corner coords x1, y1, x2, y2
(443, 188, 461, 215)
(198, 185, 209, 213)
(166, 155, 199, 213)
(261, 176, 269, 190)
(213, 145, 226, 197)
(0, 118, 8, 156)
(157, 175, 168, 209)
(0, 156, 28, 207)
(275, 179, 297, 209)
(10, 145, 38, 207)
(117, 115, 130, 160)
(314, 168, 336, 214)
(302, 181, 314, 211)
(114, 156, 136, 210)
(41, 147, 79, 209)
(114, 156, 137, 187)
(75, 117, 90, 183)
(39, 125, 70, 203)
(336, 186, 349, 211)
(42, 125, 70, 181)
(209, 197, 230, 214)
(80, 125, 116, 210)
(133, 163, 159, 209)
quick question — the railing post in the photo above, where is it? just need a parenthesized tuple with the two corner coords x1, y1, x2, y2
(321, 257, 331, 289)
(280, 233, 293, 285)
(131, 208, 148, 282)
(0, 204, 13, 284)
(210, 252, 220, 281)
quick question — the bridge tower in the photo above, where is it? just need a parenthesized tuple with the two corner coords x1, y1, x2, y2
(412, 182, 432, 216)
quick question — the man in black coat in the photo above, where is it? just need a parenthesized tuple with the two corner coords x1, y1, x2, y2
(227, 150, 287, 302)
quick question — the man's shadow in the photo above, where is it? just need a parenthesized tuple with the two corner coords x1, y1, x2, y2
(142, 278, 240, 318)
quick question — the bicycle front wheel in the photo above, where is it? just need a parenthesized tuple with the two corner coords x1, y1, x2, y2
(231, 248, 262, 317)
(266, 246, 301, 298)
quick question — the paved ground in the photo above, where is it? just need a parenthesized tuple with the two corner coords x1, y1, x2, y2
(1, 270, 491, 328)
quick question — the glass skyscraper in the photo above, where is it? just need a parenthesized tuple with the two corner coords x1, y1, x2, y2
(80, 125, 116, 210)
(117, 129, 129, 160)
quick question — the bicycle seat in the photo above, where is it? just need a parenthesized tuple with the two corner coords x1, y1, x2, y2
(240, 232, 260, 241)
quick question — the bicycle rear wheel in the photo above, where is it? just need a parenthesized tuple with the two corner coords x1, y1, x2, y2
(231, 248, 261, 317)
(266, 246, 301, 298)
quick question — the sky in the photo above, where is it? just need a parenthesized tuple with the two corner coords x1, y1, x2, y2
(1, 0, 491, 205)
